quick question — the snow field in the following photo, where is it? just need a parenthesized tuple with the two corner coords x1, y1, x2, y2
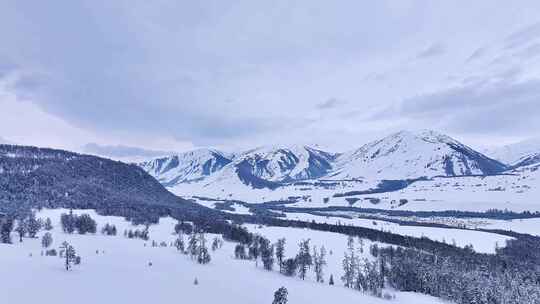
(1, 209, 447, 304)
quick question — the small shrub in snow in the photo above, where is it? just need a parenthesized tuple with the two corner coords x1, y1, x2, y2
(41, 232, 53, 249)
(45, 249, 57, 256)
(272, 287, 288, 304)
(43, 218, 53, 231)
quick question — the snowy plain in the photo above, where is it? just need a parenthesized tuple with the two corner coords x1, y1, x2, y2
(1, 209, 448, 304)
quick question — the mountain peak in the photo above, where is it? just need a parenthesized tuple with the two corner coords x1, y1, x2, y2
(332, 130, 506, 180)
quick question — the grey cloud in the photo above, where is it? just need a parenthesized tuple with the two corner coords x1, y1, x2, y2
(416, 43, 446, 59)
(316, 98, 346, 110)
(82, 143, 172, 159)
(466, 47, 487, 62)
(504, 22, 540, 49)
(390, 79, 540, 135)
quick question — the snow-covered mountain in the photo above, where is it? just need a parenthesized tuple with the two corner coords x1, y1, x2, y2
(139, 149, 232, 186)
(328, 130, 507, 180)
(193, 145, 337, 190)
(140, 130, 510, 192)
(486, 138, 540, 168)
(232, 145, 336, 182)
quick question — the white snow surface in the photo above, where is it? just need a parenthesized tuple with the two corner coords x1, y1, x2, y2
(486, 137, 540, 165)
(139, 148, 231, 184)
(281, 212, 512, 254)
(1, 209, 447, 304)
(330, 130, 497, 180)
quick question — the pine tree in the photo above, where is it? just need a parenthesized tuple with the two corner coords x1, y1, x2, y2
(187, 232, 199, 259)
(283, 258, 297, 277)
(211, 237, 221, 251)
(272, 287, 288, 304)
(15, 219, 27, 242)
(260, 238, 274, 271)
(41, 232, 53, 249)
(296, 239, 312, 280)
(275, 238, 286, 273)
(342, 236, 358, 288)
(313, 246, 327, 283)
(59, 241, 78, 271)
(43, 218, 53, 231)
(76, 213, 96, 234)
(197, 232, 211, 264)
(26, 212, 42, 238)
(60, 210, 76, 234)
(175, 232, 185, 253)
(0, 217, 13, 244)
(249, 236, 261, 267)
(234, 244, 247, 259)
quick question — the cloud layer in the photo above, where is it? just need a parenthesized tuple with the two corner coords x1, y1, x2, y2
(1, 1, 540, 153)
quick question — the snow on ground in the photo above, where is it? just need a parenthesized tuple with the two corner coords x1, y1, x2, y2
(172, 169, 540, 213)
(482, 218, 540, 236)
(244, 224, 386, 284)
(2, 209, 447, 304)
(281, 212, 512, 254)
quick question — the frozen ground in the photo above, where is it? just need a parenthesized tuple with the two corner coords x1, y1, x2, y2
(281, 212, 512, 254)
(1, 209, 448, 304)
(174, 169, 540, 213)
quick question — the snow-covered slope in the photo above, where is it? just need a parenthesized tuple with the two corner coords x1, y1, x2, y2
(232, 145, 336, 183)
(329, 130, 507, 180)
(139, 149, 232, 186)
(486, 137, 540, 167)
(3, 209, 446, 304)
(144, 145, 337, 191)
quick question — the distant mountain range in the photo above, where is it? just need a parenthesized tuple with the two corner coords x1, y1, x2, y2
(139, 130, 529, 191)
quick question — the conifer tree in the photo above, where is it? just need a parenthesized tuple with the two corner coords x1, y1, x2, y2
(175, 232, 185, 253)
(234, 244, 247, 259)
(41, 232, 53, 249)
(313, 246, 327, 283)
(197, 232, 211, 264)
(15, 219, 27, 242)
(0, 217, 13, 244)
(260, 238, 274, 271)
(275, 238, 286, 273)
(43, 218, 53, 231)
(59, 241, 78, 271)
(27, 212, 42, 238)
(187, 232, 199, 259)
(296, 239, 312, 280)
(272, 287, 288, 304)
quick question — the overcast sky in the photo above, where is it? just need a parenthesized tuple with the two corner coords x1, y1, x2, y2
(1, 1, 540, 158)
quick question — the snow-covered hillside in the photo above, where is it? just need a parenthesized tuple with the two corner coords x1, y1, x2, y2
(2, 209, 446, 304)
(232, 145, 336, 182)
(141, 130, 506, 189)
(329, 130, 506, 180)
(486, 137, 540, 167)
(139, 148, 232, 186)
